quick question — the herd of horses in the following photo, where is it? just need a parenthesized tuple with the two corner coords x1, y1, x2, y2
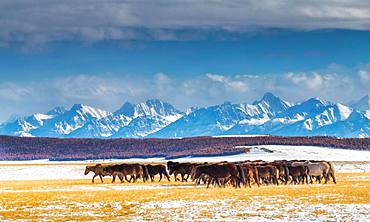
(84, 160, 336, 188)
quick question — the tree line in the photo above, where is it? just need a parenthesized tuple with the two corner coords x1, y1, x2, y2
(0, 135, 369, 161)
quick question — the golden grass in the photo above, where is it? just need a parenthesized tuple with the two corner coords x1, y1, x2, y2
(0, 173, 370, 221)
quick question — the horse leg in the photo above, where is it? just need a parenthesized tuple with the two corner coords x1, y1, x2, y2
(132, 175, 137, 183)
(292, 176, 297, 184)
(183, 173, 189, 182)
(285, 175, 290, 185)
(246, 173, 252, 188)
(331, 173, 337, 184)
(235, 177, 241, 188)
(159, 173, 163, 182)
(207, 179, 212, 188)
(165, 173, 171, 182)
(235, 176, 241, 188)
(125, 175, 130, 182)
(215, 179, 221, 187)
(211, 178, 216, 186)
(99, 175, 104, 183)
(112, 175, 116, 183)
(92, 174, 97, 183)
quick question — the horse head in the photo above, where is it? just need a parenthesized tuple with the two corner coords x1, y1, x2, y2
(168, 167, 174, 175)
(84, 166, 91, 175)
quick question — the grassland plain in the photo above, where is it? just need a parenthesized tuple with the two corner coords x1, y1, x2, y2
(1, 173, 370, 221)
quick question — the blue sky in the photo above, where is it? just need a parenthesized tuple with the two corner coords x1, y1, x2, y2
(2, 29, 370, 81)
(0, 1, 370, 121)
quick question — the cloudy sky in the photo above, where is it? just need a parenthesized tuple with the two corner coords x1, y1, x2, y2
(0, 0, 370, 121)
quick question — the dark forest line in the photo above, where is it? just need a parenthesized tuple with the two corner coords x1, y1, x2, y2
(0, 135, 369, 161)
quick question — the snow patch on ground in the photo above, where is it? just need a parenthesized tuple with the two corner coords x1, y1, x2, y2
(0, 165, 86, 181)
(134, 198, 370, 221)
(171, 145, 370, 164)
(0, 184, 204, 193)
(1, 145, 370, 180)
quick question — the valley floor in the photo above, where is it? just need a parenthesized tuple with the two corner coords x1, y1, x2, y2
(0, 173, 370, 221)
(1, 145, 370, 221)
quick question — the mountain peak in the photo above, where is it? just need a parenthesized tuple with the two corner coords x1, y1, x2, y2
(146, 98, 163, 104)
(305, 97, 328, 106)
(137, 99, 182, 117)
(262, 92, 276, 101)
(115, 102, 135, 117)
(114, 99, 183, 119)
(254, 92, 283, 104)
(351, 94, 370, 111)
(46, 106, 67, 116)
(252, 92, 291, 115)
(69, 104, 110, 119)
(70, 103, 84, 110)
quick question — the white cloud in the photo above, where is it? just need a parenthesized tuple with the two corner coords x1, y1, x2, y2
(0, 82, 33, 102)
(206, 73, 225, 82)
(0, 69, 368, 122)
(206, 73, 248, 93)
(358, 70, 370, 81)
(1, 1, 370, 46)
(285, 72, 325, 89)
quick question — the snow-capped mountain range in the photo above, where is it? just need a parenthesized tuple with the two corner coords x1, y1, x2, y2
(0, 93, 369, 138)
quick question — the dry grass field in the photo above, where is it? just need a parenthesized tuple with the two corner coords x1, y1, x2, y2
(1, 173, 370, 221)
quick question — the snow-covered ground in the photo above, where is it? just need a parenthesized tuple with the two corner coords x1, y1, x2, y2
(0, 157, 166, 165)
(134, 199, 370, 222)
(168, 145, 370, 162)
(0, 145, 370, 181)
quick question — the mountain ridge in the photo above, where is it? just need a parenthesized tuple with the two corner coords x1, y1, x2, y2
(0, 93, 369, 138)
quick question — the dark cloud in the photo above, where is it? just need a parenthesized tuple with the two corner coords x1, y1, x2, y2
(1, 0, 370, 46)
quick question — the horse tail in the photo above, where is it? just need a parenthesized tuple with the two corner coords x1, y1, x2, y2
(253, 167, 260, 187)
(142, 165, 149, 182)
(162, 165, 171, 181)
(284, 166, 290, 183)
(326, 161, 335, 173)
(236, 165, 245, 186)
(326, 161, 336, 183)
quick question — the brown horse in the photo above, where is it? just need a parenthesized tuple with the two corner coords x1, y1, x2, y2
(105, 163, 146, 183)
(145, 164, 170, 182)
(255, 165, 279, 185)
(84, 164, 109, 183)
(167, 161, 194, 182)
(286, 164, 308, 184)
(193, 163, 243, 188)
(271, 162, 289, 184)
(240, 164, 260, 188)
